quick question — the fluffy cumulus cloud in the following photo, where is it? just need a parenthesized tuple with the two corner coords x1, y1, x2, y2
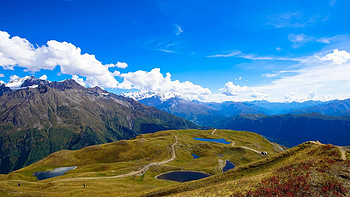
(220, 82, 269, 100)
(258, 50, 350, 101)
(0, 30, 126, 88)
(319, 49, 350, 64)
(118, 68, 211, 100)
(217, 49, 350, 102)
(284, 91, 317, 102)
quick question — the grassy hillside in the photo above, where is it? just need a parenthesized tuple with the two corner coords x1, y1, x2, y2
(145, 142, 349, 197)
(1, 129, 347, 197)
(0, 129, 281, 196)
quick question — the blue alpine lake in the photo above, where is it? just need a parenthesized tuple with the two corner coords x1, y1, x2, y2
(156, 171, 210, 182)
(223, 160, 235, 172)
(34, 166, 77, 180)
(191, 153, 199, 159)
(193, 138, 231, 144)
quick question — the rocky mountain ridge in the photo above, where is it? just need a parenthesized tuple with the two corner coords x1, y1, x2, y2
(0, 77, 198, 173)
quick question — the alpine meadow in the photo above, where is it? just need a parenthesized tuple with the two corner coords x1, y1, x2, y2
(0, 0, 349, 196)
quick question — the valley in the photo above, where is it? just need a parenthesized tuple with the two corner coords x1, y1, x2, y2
(0, 129, 282, 196)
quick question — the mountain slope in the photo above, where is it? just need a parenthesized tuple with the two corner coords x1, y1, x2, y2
(292, 99, 350, 116)
(136, 96, 219, 125)
(131, 93, 270, 126)
(1, 129, 348, 197)
(146, 141, 349, 197)
(0, 129, 282, 196)
(215, 113, 350, 147)
(0, 78, 198, 173)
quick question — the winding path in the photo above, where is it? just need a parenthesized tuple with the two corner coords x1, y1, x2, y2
(55, 135, 178, 182)
(337, 146, 347, 161)
(240, 146, 262, 154)
(211, 129, 264, 154)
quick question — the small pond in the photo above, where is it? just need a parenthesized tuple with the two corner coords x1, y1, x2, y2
(34, 166, 77, 180)
(223, 160, 235, 172)
(193, 138, 231, 144)
(156, 171, 210, 182)
(217, 154, 224, 157)
(191, 153, 199, 159)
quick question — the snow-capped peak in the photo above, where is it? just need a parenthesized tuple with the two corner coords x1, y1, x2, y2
(122, 91, 179, 101)
(5, 75, 49, 90)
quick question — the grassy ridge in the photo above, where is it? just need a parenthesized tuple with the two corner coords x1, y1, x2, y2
(0, 129, 281, 196)
(145, 142, 349, 196)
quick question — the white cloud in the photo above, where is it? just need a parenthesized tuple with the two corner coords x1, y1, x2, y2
(39, 74, 48, 80)
(158, 49, 175, 53)
(0, 73, 4, 77)
(284, 91, 317, 102)
(175, 24, 183, 36)
(219, 82, 268, 100)
(267, 12, 319, 28)
(111, 70, 121, 76)
(262, 73, 278, 78)
(109, 62, 128, 69)
(207, 50, 302, 61)
(258, 50, 350, 101)
(0, 30, 126, 88)
(216, 49, 350, 102)
(207, 50, 242, 57)
(319, 49, 350, 64)
(119, 49, 350, 103)
(317, 38, 330, 44)
(72, 75, 86, 86)
(118, 68, 211, 100)
(288, 33, 314, 48)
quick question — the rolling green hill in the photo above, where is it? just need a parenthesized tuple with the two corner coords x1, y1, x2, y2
(0, 129, 283, 196)
(1, 129, 348, 197)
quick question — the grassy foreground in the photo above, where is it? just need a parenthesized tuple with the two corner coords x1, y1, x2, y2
(145, 142, 350, 197)
(0, 129, 281, 196)
(1, 129, 348, 196)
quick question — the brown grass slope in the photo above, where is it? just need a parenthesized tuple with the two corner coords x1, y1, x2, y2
(0, 129, 281, 196)
(144, 142, 350, 197)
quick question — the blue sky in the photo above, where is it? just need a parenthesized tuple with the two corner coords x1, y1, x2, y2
(1, 0, 350, 102)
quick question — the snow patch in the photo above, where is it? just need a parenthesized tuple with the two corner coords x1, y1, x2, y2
(122, 91, 179, 101)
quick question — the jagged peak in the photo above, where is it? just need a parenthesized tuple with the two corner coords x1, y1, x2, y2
(122, 91, 182, 102)
(49, 79, 85, 91)
(5, 75, 49, 90)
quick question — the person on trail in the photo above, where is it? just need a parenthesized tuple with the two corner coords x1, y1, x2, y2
(83, 184, 86, 188)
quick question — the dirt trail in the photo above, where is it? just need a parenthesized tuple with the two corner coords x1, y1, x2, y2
(337, 146, 347, 161)
(240, 146, 262, 154)
(55, 135, 178, 182)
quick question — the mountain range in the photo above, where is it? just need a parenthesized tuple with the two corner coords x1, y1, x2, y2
(0, 77, 198, 173)
(124, 91, 350, 146)
(216, 113, 350, 146)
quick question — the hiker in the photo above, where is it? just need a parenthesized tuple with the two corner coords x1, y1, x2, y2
(83, 184, 86, 188)
(18, 183, 20, 187)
